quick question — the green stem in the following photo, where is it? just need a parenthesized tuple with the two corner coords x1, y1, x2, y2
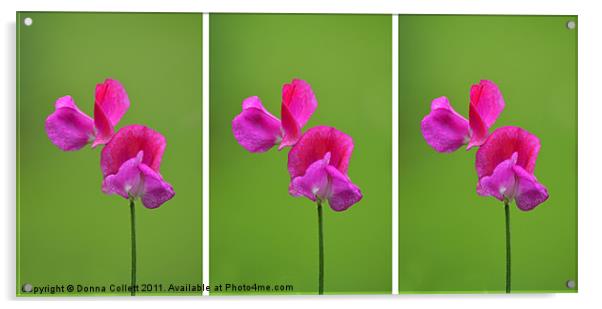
(317, 200, 324, 295)
(130, 199, 137, 296)
(504, 201, 511, 294)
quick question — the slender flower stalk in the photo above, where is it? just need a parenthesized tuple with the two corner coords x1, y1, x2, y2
(421, 80, 550, 294)
(504, 201, 511, 293)
(45, 80, 175, 297)
(286, 126, 363, 295)
(317, 200, 324, 295)
(130, 199, 137, 296)
(232, 80, 363, 296)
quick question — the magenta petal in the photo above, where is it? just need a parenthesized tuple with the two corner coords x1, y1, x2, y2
(289, 152, 331, 201)
(102, 151, 144, 199)
(466, 102, 488, 149)
(102, 150, 175, 209)
(476, 126, 541, 179)
(95, 78, 130, 126)
(288, 126, 354, 179)
(467, 80, 504, 149)
(280, 79, 317, 150)
(53, 95, 79, 110)
(469, 80, 505, 127)
(92, 79, 130, 147)
(45, 96, 95, 151)
(279, 103, 301, 150)
(92, 102, 113, 147)
(138, 164, 175, 209)
(476, 153, 518, 202)
(420, 96, 470, 153)
(281, 79, 317, 128)
(101, 125, 166, 178)
(232, 96, 282, 153)
(242, 95, 272, 113)
(513, 165, 549, 211)
(325, 165, 362, 211)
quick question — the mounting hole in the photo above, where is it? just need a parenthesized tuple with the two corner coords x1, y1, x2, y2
(23, 17, 33, 26)
(566, 280, 576, 289)
(22, 283, 32, 292)
(566, 20, 576, 30)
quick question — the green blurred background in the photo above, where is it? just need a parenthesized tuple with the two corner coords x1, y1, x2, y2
(16, 12, 577, 297)
(17, 12, 203, 296)
(210, 14, 392, 294)
(398, 15, 577, 293)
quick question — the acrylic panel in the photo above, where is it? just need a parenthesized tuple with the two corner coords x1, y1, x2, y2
(398, 15, 577, 293)
(17, 12, 203, 296)
(210, 14, 392, 295)
(15, 11, 579, 298)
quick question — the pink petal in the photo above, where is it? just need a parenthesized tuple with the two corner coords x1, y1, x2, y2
(242, 95, 275, 113)
(92, 102, 113, 148)
(45, 96, 95, 151)
(92, 79, 130, 147)
(288, 126, 354, 179)
(232, 96, 282, 153)
(101, 151, 175, 209)
(95, 78, 130, 126)
(420, 96, 470, 153)
(280, 79, 318, 149)
(469, 80, 505, 127)
(281, 79, 317, 128)
(466, 101, 488, 150)
(476, 153, 519, 202)
(467, 80, 505, 149)
(289, 152, 331, 201)
(102, 151, 144, 199)
(325, 165, 363, 211)
(513, 165, 549, 211)
(138, 164, 175, 209)
(279, 103, 301, 150)
(475, 126, 541, 179)
(101, 125, 166, 178)
(54, 95, 80, 110)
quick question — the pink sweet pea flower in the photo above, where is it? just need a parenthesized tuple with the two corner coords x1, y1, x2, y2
(288, 126, 363, 211)
(45, 78, 130, 151)
(100, 125, 175, 209)
(421, 80, 505, 152)
(232, 78, 317, 152)
(475, 126, 549, 211)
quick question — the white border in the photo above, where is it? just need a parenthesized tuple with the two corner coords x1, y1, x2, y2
(202, 12, 210, 297)
(4, 0, 580, 15)
(3, 1, 601, 309)
(391, 14, 399, 296)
